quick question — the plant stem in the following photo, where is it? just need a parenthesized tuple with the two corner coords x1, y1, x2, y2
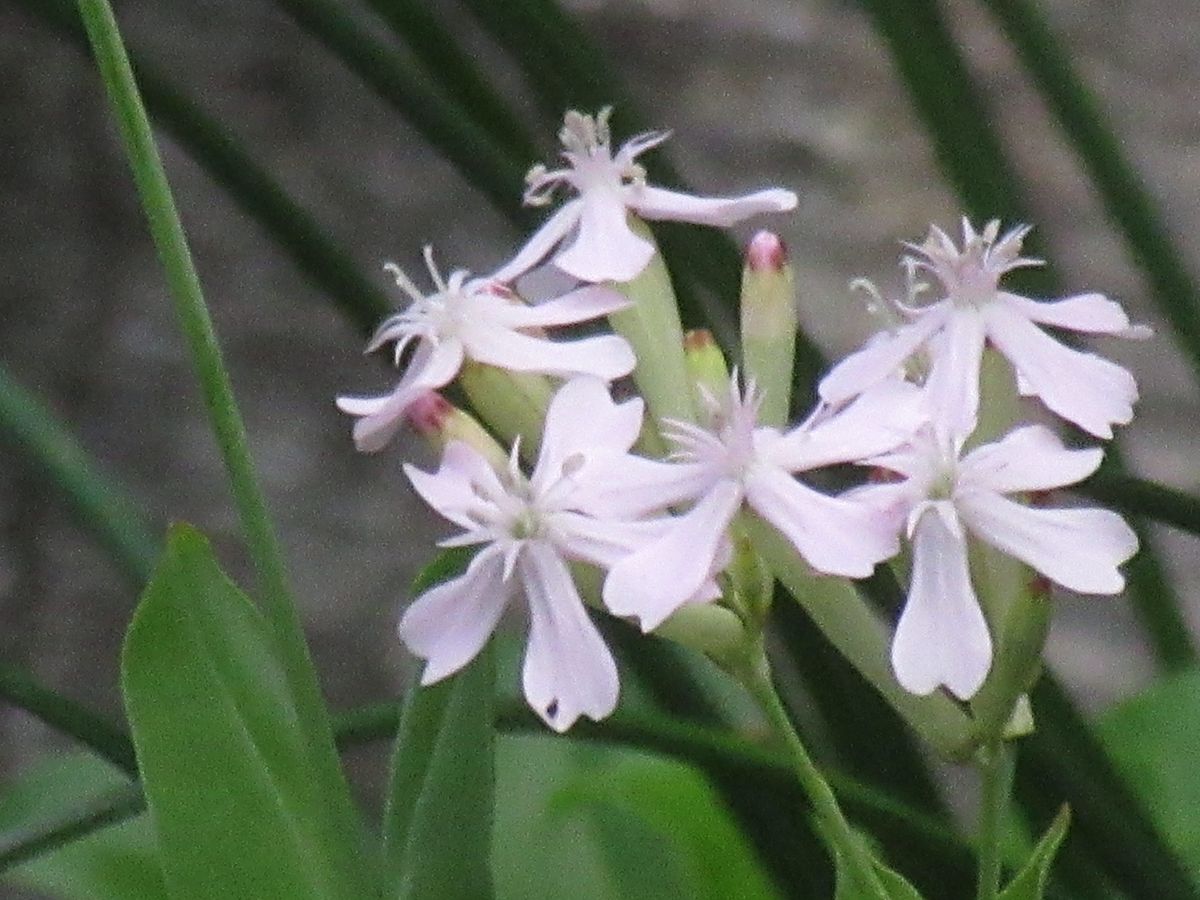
(976, 742, 1016, 900)
(76, 0, 315, 724)
(740, 654, 891, 900)
(0, 665, 137, 777)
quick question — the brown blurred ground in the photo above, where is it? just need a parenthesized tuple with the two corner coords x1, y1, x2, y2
(0, 0, 1198, 883)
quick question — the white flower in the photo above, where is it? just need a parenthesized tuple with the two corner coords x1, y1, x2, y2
(592, 376, 921, 631)
(336, 247, 635, 452)
(866, 424, 1139, 700)
(398, 378, 678, 732)
(818, 219, 1151, 439)
(491, 108, 798, 285)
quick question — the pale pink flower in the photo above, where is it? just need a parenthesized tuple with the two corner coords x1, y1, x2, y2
(492, 108, 797, 285)
(819, 219, 1150, 439)
(336, 247, 634, 452)
(865, 424, 1138, 699)
(399, 378, 680, 732)
(593, 376, 922, 631)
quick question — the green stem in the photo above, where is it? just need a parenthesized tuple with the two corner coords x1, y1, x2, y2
(3, 700, 974, 883)
(976, 743, 1016, 900)
(740, 655, 891, 900)
(74, 13, 376, 879)
(0, 665, 137, 777)
(0, 365, 158, 586)
(1079, 469, 1200, 539)
(75, 0, 339, 774)
(0, 786, 145, 872)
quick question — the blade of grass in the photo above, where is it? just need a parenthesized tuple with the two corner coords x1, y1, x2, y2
(0, 784, 146, 873)
(356, 0, 539, 160)
(980, 0, 1200, 387)
(0, 665, 137, 777)
(1079, 469, 1200, 538)
(0, 365, 157, 586)
(16, 0, 391, 337)
(4, 698, 975, 896)
(855, 0, 1195, 670)
(1020, 676, 1199, 900)
(855, 5, 1196, 893)
(270, 0, 531, 221)
(75, 0, 369, 869)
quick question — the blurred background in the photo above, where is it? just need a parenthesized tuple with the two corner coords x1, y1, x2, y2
(1, 0, 1198, 881)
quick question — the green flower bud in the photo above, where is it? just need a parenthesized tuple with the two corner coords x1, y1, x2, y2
(458, 361, 554, 462)
(740, 231, 796, 427)
(405, 391, 508, 472)
(609, 217, 697, 427)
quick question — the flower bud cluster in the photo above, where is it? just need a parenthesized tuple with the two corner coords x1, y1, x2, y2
(338, 111, 1145, 733)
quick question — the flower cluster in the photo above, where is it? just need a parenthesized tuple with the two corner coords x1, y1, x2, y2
(340, 111, 1145, 730)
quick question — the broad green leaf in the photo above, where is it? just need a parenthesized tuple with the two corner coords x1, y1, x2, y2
(121, 524, 373, 900)
(381, 646, 495, 900)
(549, 748, 780, 900)
(0, 753, 163, 900)
(1099, 667, 1200, 876)
(999, 807, 1071, 900)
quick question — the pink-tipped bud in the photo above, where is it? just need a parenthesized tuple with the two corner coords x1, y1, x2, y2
(404, 391, 454, 438)
(745, 230, 788, 273)
(740, 231, 796, 427)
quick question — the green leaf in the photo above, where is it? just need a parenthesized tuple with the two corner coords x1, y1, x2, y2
(0, 753, 163, 900)
(999, 807, 1071, 900)
(381, 647, 495, 900)
(1099, 667, 1200, 877)
(121, 524, 373, 900)
(831, 835, 924, 900)
(549, 751, 780, 900)
(410, 546, 475, 596)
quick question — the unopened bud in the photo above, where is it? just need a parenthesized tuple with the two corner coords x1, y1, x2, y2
(683, 329, 730, 423)
(740, 231, 797, 427)
(459, 361, 554, 464)
(970, 587, 1051, 745)
(407, 390, 508, 472)
(609, 218, 697, 427)
(746, 229, 788, 272)
(655, 602, 749, 668)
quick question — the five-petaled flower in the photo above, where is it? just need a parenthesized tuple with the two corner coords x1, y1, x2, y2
(819, 219, 1150, 439)
(336, 246, 635, 452)
(398, 378, 697, 732)
(491, 107, 798, 285)
(585, 374, 922, 631)
(861, 424, 1138, 700)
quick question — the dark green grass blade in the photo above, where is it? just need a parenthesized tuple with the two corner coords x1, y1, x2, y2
(18, 0, 391, 337)
(981, 0, 1200, 386)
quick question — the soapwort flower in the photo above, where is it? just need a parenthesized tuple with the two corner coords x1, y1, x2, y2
(819, 219, 1150, 438)
(864, 424, 1139, 699)
(398, 378, 684, 732)
(591, 375, 921, 631)
(492, 108, 798, 285)
(336, 247, 635, 452)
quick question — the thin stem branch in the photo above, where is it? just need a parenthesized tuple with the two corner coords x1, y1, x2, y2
(0, 365, 158, 587)
(0, 786, 145, 871)
(976, 743, 1016, 900)
(75, 0, 322, 736)
(0, 666, 137, 777)
(739, 656, 891, 900)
